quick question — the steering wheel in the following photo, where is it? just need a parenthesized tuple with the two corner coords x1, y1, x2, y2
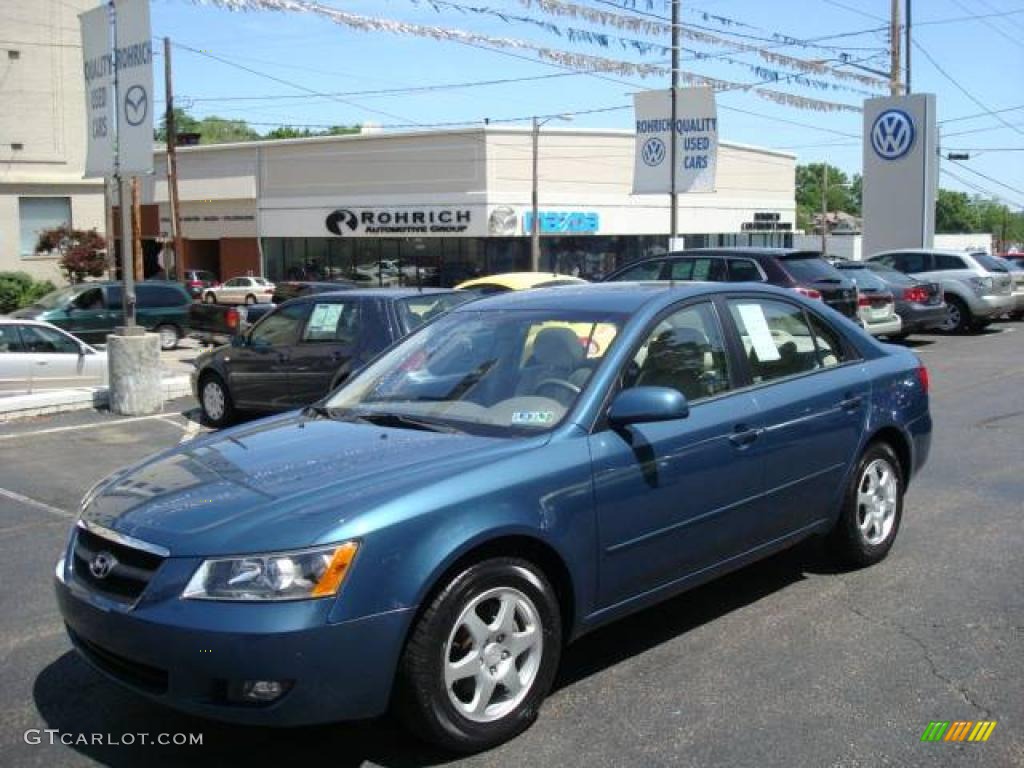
(533, 378, 581, 406)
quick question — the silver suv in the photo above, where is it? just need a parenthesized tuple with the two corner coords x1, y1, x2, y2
(867, 249, 1014, 333)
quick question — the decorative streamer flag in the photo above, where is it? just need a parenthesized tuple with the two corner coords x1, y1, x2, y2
(194, 0, 862, 112)
(518, 0, 887, 89)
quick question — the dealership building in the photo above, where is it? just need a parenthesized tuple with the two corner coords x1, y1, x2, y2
(128, 126, 797, 285)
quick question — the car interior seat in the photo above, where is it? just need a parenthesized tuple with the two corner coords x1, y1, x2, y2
(518, 327, 586, 395)
(635, 327, 711, 401)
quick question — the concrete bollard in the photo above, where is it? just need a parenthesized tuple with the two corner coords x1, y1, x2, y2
(107, 331, 164, 415)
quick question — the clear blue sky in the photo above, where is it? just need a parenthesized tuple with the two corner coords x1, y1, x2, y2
(147, 0, 1024, 208)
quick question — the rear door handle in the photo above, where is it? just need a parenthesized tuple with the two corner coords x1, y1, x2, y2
(729, 425, 762, 448)
(840, 394, 864, 411)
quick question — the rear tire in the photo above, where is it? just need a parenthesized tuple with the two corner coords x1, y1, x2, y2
(198, 372, 234, 428)
(828, 442, 904, 568)
(939, 296, 972, 334)
(155, 324, 180, 351)
(395, 557, 562, 754)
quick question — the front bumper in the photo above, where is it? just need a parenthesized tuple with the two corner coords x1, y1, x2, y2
(55, 561, 412, 726)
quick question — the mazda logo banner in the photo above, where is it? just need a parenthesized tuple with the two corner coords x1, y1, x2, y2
(632, 87, 718, 195)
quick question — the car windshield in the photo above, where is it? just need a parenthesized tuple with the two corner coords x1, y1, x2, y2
(32, 286, 80, 309)
(325, 309, 625, 436)
(974, 254, 1009, 273)
(779, 255, 846, 284)
(395, 292, 478, 334)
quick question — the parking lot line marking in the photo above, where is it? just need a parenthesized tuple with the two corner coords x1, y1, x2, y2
(0, 413, 183, 441)
(177, 417, 203, 444)
(0, 486, 72, 519)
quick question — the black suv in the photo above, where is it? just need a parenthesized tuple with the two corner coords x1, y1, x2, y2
(602, 248, 859, 320)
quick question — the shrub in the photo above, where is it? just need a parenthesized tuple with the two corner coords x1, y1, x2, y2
(0, 272, 57, 314)
(34, 225, 107, 283)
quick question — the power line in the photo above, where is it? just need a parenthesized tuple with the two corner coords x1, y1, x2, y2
(939, 104, 1024, 124)
(949, 0, 1024, 50)
(913, 39, 1024, 138)
(947, 158, 1024, 199)
(940, 168, 1024, 209)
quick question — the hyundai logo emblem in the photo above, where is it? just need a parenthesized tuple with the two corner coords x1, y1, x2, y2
(871, 109, 916, 161)
(641, 136, 666, 167)
(89, 551, 118, 580)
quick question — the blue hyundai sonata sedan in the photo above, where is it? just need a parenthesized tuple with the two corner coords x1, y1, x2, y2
(56, 283, 931, 752)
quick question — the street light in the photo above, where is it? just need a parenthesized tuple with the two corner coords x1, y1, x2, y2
(531, 114, 573, 272)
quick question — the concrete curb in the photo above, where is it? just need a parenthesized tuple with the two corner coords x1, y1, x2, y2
(0, 375, 192, 423)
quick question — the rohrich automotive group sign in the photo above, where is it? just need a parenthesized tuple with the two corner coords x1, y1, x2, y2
(325, 207, 473, 236)
(632, 88, 719, 194)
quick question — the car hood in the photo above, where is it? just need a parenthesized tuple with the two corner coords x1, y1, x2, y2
(81, 413, 543, 556)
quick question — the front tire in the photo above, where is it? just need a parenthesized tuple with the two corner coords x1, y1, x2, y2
(245, 293, 257, 305)
(198, 372, 235, 428)
(203, 292, 216, 304)
(939, 296, 972, 334)
(829, 442, 904, 567)
(395, 557, 562, 753)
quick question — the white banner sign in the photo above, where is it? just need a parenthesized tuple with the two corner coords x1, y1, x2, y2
(113, 0, 154, 174)
(80, 5, 115, 177)
(633, 88, 718, 194)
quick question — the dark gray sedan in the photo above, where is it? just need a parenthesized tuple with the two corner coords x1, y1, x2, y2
(833, 260, 946, 338)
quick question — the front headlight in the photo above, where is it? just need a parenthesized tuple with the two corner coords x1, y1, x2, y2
(182, 541, 359, 601)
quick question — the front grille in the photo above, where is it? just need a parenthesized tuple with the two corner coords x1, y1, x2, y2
(70, 628, 169, 694)
(72, 527, 165, 605)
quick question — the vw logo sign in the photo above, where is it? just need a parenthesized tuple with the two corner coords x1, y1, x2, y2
(89, 551, 118, 580)
(871, 109, 916, 160)
(641, 137, 666, 167)
(325, 208, 359, 235)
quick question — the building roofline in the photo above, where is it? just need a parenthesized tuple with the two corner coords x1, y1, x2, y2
(159, 125, 797, 160)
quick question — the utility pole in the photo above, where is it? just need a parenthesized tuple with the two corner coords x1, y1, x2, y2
(669, 0, 680, 249)
(890, 0, 902, 96)
(821, 165, 829, 257)
(164, 37, 184, 280)
(111, 0, 136, 329)
(531, 115, 540, 271)
(132, 177, 144, 282)
(904, 0, 912, 94)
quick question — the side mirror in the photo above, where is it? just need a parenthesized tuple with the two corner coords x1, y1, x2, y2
(608, 386, 689, 428)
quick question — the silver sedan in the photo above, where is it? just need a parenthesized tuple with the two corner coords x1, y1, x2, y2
(0, 318, 106, 394)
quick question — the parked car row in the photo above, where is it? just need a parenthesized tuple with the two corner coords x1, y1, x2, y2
(58, 279, 933, 752)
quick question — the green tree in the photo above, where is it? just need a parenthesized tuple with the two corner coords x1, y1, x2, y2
(155, 107, 200, 142)
(795, 163, 859, 228)
(935, 189, 980, 233)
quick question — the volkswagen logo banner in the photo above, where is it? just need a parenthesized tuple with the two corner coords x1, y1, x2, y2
(632, 88, 718, 194)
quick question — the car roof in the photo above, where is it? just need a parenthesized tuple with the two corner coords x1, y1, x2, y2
(455, 272, 587, 290)
(671, 247, 821, 257)
(870, 248, 976, 256)
(293, 287, 461, 301)
(449, 280, 801, 314)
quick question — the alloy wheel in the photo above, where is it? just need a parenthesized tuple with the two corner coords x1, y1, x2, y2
(157, 326, 178, 350)
(202, 380, 226, 422)
(856, 458, 898, 546)
(443, 586, 544, 724)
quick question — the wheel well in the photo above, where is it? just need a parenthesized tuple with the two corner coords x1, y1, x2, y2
(868, 426, 911, 484)
(417, 535, 576, 642)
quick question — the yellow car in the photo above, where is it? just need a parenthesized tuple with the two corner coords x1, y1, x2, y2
(455, 273, 616, 359)
(455, 272, 588, 294)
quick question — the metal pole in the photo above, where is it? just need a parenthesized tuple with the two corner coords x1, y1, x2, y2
(111, 0, 136, 328)
(669, 0, 679, 248)
(890, 0, 901, 96)
(132, 176, 143, 281)
(821, 165, 828, 256)
(531, 115, 540, 271)
(904, 0, 912, 94)
(164, 37, 184, 280)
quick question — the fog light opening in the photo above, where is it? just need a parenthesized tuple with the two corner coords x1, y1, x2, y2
(229, 679, 293, 704)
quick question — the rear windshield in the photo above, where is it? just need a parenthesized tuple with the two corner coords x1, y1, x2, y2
(838, 268, 886, 291)
(778, 254, 846, 283)
(861, 262, 918, 285)
(974, 254, 1008, 273)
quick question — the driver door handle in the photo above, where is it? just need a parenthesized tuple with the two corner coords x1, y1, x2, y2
(840, 394, 864, 411)
(728, 425, 762, 448)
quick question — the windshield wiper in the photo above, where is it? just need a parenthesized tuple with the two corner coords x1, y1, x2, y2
(301, 403, 337, 420)
(351, 411, 462, 433)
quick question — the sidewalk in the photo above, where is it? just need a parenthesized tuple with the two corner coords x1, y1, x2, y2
(0, 339, 204, 423)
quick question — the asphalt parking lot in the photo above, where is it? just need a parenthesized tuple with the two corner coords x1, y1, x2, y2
(0, 324, 1021, 768)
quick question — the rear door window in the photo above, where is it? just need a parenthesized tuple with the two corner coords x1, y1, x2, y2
(727, 258, 764, 282)
(727, 299, 823, 384)
(138, 284, 188, 308)
(933, 253, 966, 270)
(778, 255, 845, 283)
(680, 258, 727, 281)
(0, 325, 25, 353)
(897, 252, 931, 272)
(610, 260, 665, 281)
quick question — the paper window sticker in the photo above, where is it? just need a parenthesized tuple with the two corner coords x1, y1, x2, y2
(736, 304, 782, 362)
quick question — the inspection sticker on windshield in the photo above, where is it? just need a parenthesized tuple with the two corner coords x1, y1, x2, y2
(736, 303, 781, 362)
(512, 411, 555, 425)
